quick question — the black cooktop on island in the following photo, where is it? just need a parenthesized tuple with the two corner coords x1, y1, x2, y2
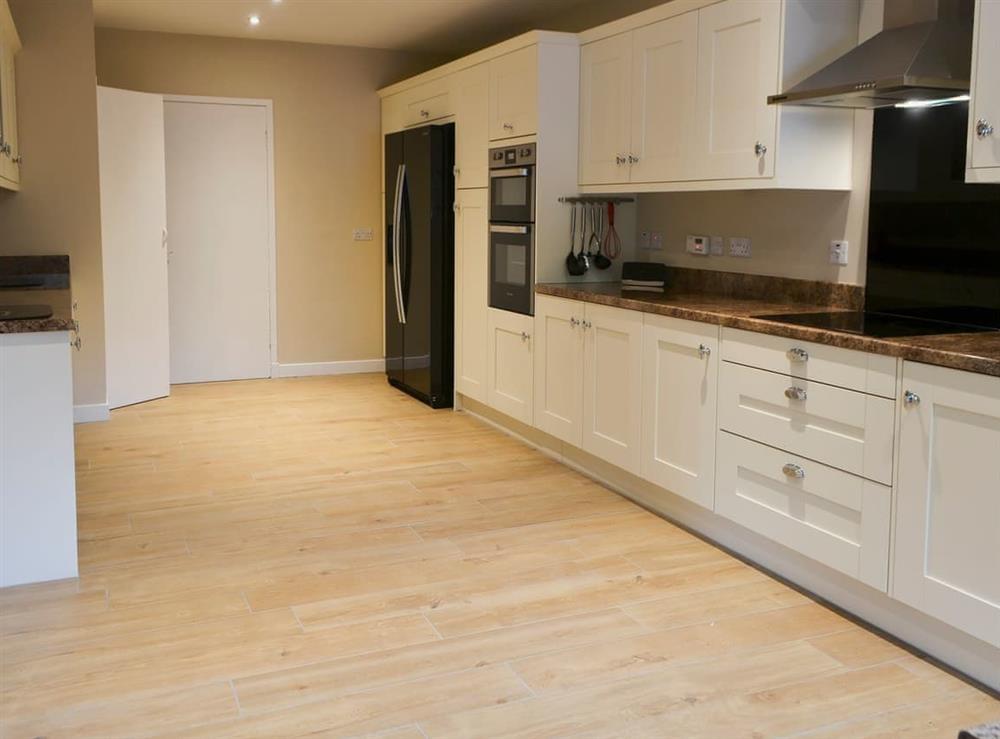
(754, 311, 999, 339)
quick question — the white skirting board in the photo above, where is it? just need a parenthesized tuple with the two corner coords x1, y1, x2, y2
(74, 403, 111, 424)
(271, 359, 386, 378)
(459, 396, 1000, 694)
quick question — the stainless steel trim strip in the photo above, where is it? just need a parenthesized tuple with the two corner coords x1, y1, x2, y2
(489, 224, 529, 234)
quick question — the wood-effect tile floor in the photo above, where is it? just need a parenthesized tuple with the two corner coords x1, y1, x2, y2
(1, 375, 997, 738)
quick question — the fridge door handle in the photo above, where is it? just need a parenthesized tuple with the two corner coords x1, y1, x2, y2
(398, 164, 409, 325)
(391, 163, 406, 325)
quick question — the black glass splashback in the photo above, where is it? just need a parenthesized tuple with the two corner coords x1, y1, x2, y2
(866, 102, 1000, 329)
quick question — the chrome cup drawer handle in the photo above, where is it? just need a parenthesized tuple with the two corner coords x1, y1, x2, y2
(903, 389, 920, 406)
(786, 347, 809, 362)
(782, 463, 805, 479)
(784, 386, 807, 401)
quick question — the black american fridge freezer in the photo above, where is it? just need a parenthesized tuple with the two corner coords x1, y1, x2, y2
(384, 123, 455, 408)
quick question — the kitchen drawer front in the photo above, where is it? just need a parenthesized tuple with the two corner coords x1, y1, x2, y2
(404, 80, 453, 127)
(719, 361, 895, 484)
(716, 431, 891, 591)
(721, 327, 897, 398)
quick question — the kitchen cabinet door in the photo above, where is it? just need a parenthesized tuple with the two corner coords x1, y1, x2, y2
(0, 19, 20, 191)
(454, 189, 489, 403)
(630, 12, 697, 184)
(582, 304, 642, 473)
(533, 295, 584, 446)
(894, 362, 1000, 647)
(967, 0, 1000, 182)
(489, 46, 537, 141)
(578, 32, 632, 186)
(487, 307, 533, 425)
(454, 63, 489, 189)
(403, 78, 453, 128)
(640, 315, 718, 509)
(692, 0, 779, 181)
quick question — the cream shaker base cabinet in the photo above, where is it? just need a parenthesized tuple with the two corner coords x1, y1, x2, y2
(531, 298, 643, 473)
(489, 46, 538, 141)
(716, 432, 891, 591)
(454, 189, 489, 403)
(534, 295, 584, 446)
(582, 303, 643, 474)
(640, 315, 719, 509)
(487, 307, 533, 425)
(894, 362, 1000, 647)
(967, 0, 1000, 183)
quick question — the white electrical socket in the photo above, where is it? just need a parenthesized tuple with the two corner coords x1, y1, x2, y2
(830, 240, 849, 265)
(710, 236, 724, 256)
(686, 235, 710, 255)
(729, 237, 752, 258)
(639, 231, 651, 250)
(353, 228, 374, 241)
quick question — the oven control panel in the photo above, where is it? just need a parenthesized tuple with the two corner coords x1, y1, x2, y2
(490, 143, 536, 168)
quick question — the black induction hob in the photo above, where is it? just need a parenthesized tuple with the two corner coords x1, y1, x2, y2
(0, 304, 53, 321)
(753, 311, 999, 339)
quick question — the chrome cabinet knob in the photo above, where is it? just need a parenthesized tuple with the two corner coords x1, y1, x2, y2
(754, 141, 767, 157)
(12, 154, 21, 165)
(520, 331, 531, 342)
(628, 154, 639, 164)
(71, 335, 82, 351)
(786, 347, 809, 362)
(784, 386, 807, 401)
(782, 463, 805, 479)
(904, 390, 921, 406)
(569, 317, 580, 327)
(419, 109, 430, 118)
(698, 343, 711, 358)
(581, 319, 592, 329)
(615, 155, 626, 166)
(503, 122, 514, 131)
(976, 119, 994, 138)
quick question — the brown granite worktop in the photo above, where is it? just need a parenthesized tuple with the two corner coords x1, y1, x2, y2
(0, 256, 76, 334)
(536, 281, 1000, 378)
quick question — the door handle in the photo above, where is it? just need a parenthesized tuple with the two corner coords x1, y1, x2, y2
(391, 164, 406, 324)
(784, 386, 807, 401)
(782, 463, 805, 479)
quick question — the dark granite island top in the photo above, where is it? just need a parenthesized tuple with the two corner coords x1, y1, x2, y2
(0, 255, 76, 334)
(536, 280, 1000, 378)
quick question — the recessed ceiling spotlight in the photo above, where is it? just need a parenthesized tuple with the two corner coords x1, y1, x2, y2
(272, 0, 282, 4)
(248, 13, 261, 26)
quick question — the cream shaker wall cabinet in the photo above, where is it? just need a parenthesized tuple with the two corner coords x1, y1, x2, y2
(578, 0, 860, 192)
(0, 0, 21, 191)
(967, 0, 1000, 183)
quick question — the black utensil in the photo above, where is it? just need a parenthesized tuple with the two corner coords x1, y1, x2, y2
(578, 204, 591, 273)
(593, 203, 612, 270)
(566, 204, 586, 276)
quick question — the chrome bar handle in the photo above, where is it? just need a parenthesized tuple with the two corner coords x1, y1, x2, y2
(784, 386, 807, 401)
(782, 463, 805, 479)
(392, 164, 406, 325)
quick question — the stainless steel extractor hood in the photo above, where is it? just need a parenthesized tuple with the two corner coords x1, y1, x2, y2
(768, 0, 974, 109)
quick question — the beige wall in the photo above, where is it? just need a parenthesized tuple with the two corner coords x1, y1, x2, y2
(94, 28, 442, 366)
(0, 0, 106, 407)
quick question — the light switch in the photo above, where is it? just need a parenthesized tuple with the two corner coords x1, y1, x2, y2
(686, 235, 709, 255)
(830, 240, 849, 265)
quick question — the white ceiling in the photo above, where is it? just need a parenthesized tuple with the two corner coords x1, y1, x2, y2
(92, 0, 603, 55)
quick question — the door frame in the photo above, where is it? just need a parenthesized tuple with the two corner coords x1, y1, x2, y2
(162, 94, 278, 376)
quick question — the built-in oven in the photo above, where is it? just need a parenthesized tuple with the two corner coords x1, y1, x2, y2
(489, 143, 535, 224)
(489, 142, 536, 316)
(489, 224, 534, 316)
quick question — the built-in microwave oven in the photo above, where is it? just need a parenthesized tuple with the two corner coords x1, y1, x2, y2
(489, 143, 535, 224)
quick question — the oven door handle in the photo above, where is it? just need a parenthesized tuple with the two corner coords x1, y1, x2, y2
(391, 163, 406, 325)
(489, 168, 530, 178)
(489, 224, 530, 234)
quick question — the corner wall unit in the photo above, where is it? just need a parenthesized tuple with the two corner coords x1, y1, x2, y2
(966, 0, 1000, 183)
(0, 0, 22, 191)
(577, 0, 860, 193)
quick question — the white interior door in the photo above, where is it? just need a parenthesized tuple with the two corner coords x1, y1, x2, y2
(97, 86, 170, 409)
(164, 99, 272, 384)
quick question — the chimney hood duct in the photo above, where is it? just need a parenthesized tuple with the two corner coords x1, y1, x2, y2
(768, 0, 974, 109)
